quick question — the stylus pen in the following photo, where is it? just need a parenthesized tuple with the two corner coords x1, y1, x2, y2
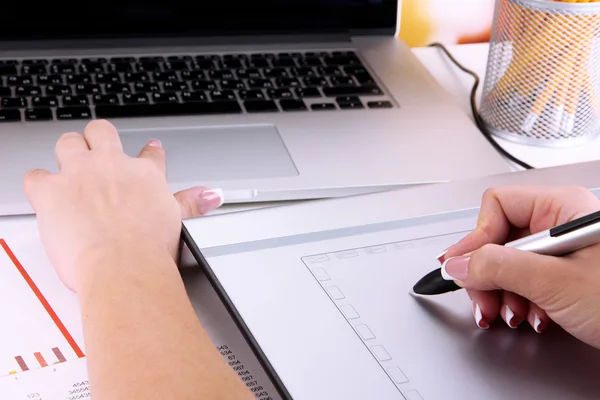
(413, 209, 600, 295)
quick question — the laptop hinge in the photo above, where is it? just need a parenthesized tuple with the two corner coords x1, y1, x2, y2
(0, 33, 354, 52)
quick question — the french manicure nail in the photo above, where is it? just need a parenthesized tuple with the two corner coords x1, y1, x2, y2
(441, 255, 469, 281)
(534, 314, 542, 333)
(147, 139, 162, 148)
(505, 305, 517, 329)
(199, 188, 224, 214)
(436, 247, 449, 263)
(473, 302, 488, 330)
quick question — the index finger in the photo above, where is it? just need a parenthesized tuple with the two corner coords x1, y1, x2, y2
(83, 119, 123, 151)
(444, 185, 600, 259)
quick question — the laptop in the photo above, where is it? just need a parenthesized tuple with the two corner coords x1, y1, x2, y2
(181, 160, 600, 400)
(0, 1, 511, 216)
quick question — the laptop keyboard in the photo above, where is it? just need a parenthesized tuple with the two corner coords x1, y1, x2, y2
(0, 51, 394, 122)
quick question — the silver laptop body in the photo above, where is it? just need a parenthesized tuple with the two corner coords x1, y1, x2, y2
(0, 1, 511, 215)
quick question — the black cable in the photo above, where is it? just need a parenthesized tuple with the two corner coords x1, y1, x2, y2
(427, 42, 534, 170)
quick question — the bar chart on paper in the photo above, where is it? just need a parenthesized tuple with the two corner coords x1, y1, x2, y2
(0, 235, 89, 398)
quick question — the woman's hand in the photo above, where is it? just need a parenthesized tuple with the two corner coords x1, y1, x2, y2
(439, 185, 600, 349)
(23, 120, 222, 292)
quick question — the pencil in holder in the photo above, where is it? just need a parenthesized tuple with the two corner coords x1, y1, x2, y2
(479, 0, 600, 147)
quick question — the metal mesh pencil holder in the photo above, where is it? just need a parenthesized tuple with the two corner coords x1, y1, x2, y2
(480, 0, 600, 147)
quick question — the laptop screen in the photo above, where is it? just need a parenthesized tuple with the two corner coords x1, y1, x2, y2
(0, 1, 397, 42)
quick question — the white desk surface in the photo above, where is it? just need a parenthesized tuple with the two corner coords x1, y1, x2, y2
(412, 43, 600, 169)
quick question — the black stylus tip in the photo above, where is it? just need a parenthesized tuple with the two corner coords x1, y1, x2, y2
(413, 267, 461, 295)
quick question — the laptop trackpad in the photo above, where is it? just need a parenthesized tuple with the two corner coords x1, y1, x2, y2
(120, 125, 298, 182)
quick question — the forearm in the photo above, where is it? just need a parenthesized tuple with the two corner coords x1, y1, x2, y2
(77, 243, 252, 399)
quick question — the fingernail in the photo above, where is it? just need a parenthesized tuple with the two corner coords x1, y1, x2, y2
(147, 139, 162, 148)
(504, 305, 517, 329)
(473, 302, 489, 330)
(199, 188, 224, 214)
(533, 313, 542, 334)
(436, 247, 449, 264)
(441, 256, 469, 281)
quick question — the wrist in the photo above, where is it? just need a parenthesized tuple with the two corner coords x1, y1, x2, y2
(74, 238, 176, 293)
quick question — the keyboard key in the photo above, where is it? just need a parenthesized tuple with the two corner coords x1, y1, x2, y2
(298, 57, 323, 67)
(135, 61, 161, 72)
(139, 56, 164, 62)
(133, 82, 160, 93)
(209, 70, 234, 80)
(110, 57, 135, 63)
(367, 100, 393, 109)
(52, 58, 77, 64)
(92, 94, 119, 105)
(247, 59, 269, 68)
(25, 108, 52, 121)
(191, 80, 217, 90)
(238, 89, 266, 100)
(311, 103, 336, 111)
(192, 59, 215, 69)
(0, 87, 10, 96)
(0, 109, 21, 121)
(275, 78, 301, 88)
(21, 59, 47, 65)
(162, 81, 188, 92)
(75, 84, 102, 94)
(336, 96, 360, 103)
(324, 56, 360, 66)
(95, 101, 242, 118)
(62, 95, 89, 107)
(330, 76, 356, 86)
(263, 68, 289, 78)
(303, 77, 327, 87)
(235, 68, 262, 79)
(221, 59, 243, 69)
(32, 96, 58, 107)
(267, 88, 294, 99)
(244, 100, 278, 113)
(107, 62, 132, 72)
(167, 55, 192, 61)
(2, 97, 26, 108)
(292, 67, 316, 77)
(153, 71, 178, 82)
(295, 87, 321, 98)
(96, 73, 121, 83)
(344, 66, 368, 75)
(209, 90, 236, 101)
(66, 74, 92, 84)
(80, 57, 107, 64)
(271, 58, 296, 68)
(219, 79, 246, 90)
(123, 93, 150, 105)
(322, 86, 382, 97)
(181, 91, 208, 102)
(181, 70, 205, 80)
(105, 83, 131, 94)
(338, 101, 364, 110)
(248, 79, 273, 89)
(0, 65, 18, 75)
(279, 99, 307, 111)
(37, 74, 63, 85)
(15, 86, 42, 96)
(125, 72, 150, 82)
(152, 92, 179, 104)
(80, 62, 104, 73)
(7, 75, 33, 86)
(164, 61, 188, 71)
(21, 64, 47, 75)
(354, 73, 375, 85)
(56, 106, 92, 120)
(319, 66, 344, 76)
(50, 64, 77, 74)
